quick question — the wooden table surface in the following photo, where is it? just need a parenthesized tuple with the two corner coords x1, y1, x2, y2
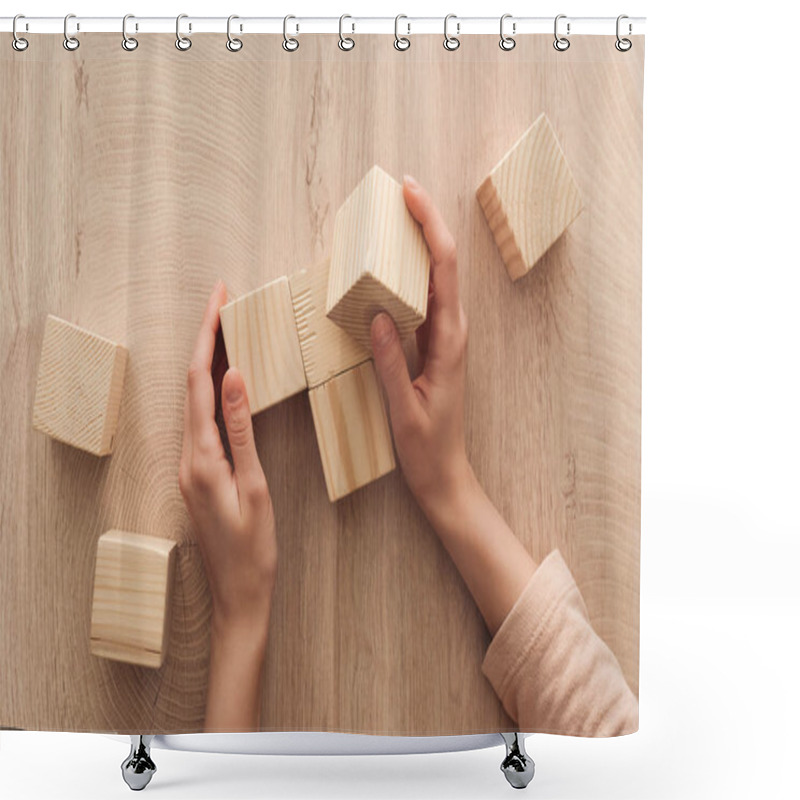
(0, 34, 643, 734)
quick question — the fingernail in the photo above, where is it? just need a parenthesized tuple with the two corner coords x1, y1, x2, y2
(403, 174, 419, 190)
(225, 377, 243, 405)
(371, 313, 394, 347)
(214, 278, 224, 292)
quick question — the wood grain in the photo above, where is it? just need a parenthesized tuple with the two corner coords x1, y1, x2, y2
(308, 360, 396, 501)
(219, 277, 307, 414)
(477, 113, 583, 281)
(327, 165, 430, 348)
(32, 315, 128, 456)
(90, 530, 177, 669)
(0, 34, 643, 735)
(289, 258, 370, 388)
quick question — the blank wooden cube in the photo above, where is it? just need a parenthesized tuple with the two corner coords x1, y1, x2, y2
(326, 165, 430, 349)
(308, 360, 396, 502)
(220, 277, 307, 414)
(289, 258, 371, 389)
(32, 315, 128, 457)
(477, 113, 583, 281)
(90, 531, 177, 669)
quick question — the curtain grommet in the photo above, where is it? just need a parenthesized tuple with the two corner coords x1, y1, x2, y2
(499, 14, 516, 51)
(338, 14, 355, 51)
(553, 14, 570, 51)
(12, 14, 29, 51)
(226, 14, 243, 52)
(394, 14, 410, 51)
(122, 14, 139, 51)
(63, 13, 80, 51)
(175, 14, 192, 51)
(283, 15, 299, 52)
(443, 14, 460, 51)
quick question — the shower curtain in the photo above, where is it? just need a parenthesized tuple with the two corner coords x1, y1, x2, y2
(0, 32, 643, 736)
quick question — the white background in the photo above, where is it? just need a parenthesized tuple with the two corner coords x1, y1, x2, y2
(2, 1, 799, 798)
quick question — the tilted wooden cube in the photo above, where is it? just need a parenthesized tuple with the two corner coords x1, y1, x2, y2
(289, 258, 371, 389)
(90, 531, 177, 669)
(32, 315, 128, 456)
(220, 276, 307, 414)
(308, 360, 396, 502)
(326, 165, 430, 349)
(477, 113, 583, 281)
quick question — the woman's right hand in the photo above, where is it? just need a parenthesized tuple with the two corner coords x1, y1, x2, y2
(371, 176, 537, 636)
(370, 175, 473, 523)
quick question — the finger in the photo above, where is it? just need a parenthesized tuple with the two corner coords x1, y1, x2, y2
(403, 175, 460, 323)
(371, 313, 418, 422)
(188, 280, 227, 446)
(221, 367, 267, 500)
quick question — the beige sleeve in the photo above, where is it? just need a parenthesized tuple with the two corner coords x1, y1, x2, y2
(482, 550, 639, 737)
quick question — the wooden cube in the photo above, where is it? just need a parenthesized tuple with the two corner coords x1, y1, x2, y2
(32, 315, 128, 456)
(90, 531, 177, 669)
(326, 166, 430, 349)
(308, 360, 396, 502)
(477, 113, 583, 281)
(289, 258, 371, 389)
(220, 277, 307, 414)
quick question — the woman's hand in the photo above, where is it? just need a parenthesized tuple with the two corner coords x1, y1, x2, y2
(370, 175, 472, 524)
(179, 280, 276, 730)
(371, 177, 537, 635)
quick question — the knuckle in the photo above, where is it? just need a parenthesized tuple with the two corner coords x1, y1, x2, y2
(246, 477, 270, 505)
(189, 460, 212, 490)
(193, 432, 218, 456)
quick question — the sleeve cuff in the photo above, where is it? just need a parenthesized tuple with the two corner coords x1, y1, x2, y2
(481, 549, 583, 701)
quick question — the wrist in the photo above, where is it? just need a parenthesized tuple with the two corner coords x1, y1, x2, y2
(210, 607, 270, 659)
(417, 455, 483, 537)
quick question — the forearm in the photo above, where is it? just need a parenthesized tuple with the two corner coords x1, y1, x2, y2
(419, 460, 537, 635)
(204, 613, 269, 732)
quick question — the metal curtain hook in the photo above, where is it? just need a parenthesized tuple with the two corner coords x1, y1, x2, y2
(176, 14, 192, 51)
(283, 15, 299, 51)
(227, 14, 243, 51)
(499, 14, 516, 51)
(63, 13, 80, 51)
(615, 14, 632, 51)
(394, 14, 410, 51)
(443, 14, 460, 51)
(553, 14, 570, 51)
(12, 14, 29, 51)
(339, 14, 354, 51)
(122, 14, 138, 51)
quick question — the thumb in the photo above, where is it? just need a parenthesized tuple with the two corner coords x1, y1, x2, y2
(371, 313, 417, 420)
(221, 368, 264, 492)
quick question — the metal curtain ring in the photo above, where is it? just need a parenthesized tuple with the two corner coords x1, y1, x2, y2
(339, 14, 354, 51)
(12, 14, 29, 52)
(499, 14, 516, 51)
(443, 14, 460, 51)
(63, 13, 80, 51)
(394, 14, 410, 51)
(615, 14, 632, 51)
(176, 14, 192, 51)
(553, 14, 570, 51)
(122, 14, 138, 51)
(227, 15, 243, 51)
(283, 15, 299, 51)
